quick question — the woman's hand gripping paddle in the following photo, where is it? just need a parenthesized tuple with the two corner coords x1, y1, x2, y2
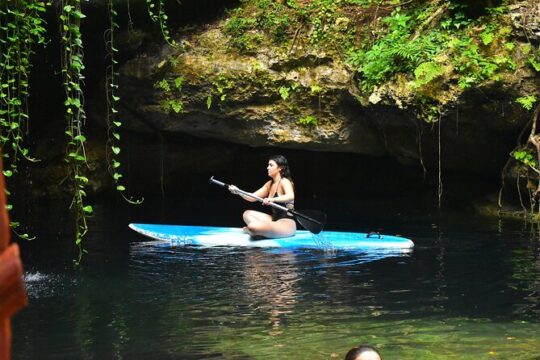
(209, 176, 327, 234)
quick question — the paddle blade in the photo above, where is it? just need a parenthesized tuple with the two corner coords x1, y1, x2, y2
(293, 210, 327, 234)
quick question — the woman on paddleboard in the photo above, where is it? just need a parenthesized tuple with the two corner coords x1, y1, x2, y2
(228, 155, 296, 238)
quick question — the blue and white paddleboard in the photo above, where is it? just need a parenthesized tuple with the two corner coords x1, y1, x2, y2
(129, 224, 414, 250)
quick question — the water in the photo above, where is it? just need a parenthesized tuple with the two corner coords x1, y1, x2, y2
(10, 197, 540, 359)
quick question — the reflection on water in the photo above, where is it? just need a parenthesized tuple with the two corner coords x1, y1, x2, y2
(11, 199, 540, 359)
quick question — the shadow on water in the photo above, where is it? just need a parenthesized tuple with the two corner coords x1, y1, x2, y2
(11, 194, 540, 359)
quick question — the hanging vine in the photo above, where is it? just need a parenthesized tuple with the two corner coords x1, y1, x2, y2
(437, 113, 443, 209)
(146, 0, 177, 46)
(0, 0, 48, 240)
(105, 0, 142, 205)
(60, 0, 91, 264)
(0, 0, 178, 262)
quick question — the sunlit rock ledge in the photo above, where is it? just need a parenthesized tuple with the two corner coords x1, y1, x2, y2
(114, 2, 537, 176)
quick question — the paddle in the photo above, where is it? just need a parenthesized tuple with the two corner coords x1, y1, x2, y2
(209, 176, 326, 234)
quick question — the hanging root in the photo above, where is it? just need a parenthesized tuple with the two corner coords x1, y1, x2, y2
(528, 105, 540, 195)
(499, 104, 540, 211)
(415, 119, 427, 181)
(438, 113, 443, 209)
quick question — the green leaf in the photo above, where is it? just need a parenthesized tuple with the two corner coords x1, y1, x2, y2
(512, 149, 537, 168)
(206, 95, 212, 109)
(3, 170, 12, 177)
(155, 79, 170, 92)
(516, 95, 537, 111)
(413, 61, 445, 87)
(170, 99, 183, 113)
(65, 97, 81, 107)
(529, 58, 540, 72)
(174, 77, 184, 89)
(480, 31, 494, 46)
(310, 85, 322, 94)
(297, 115, 318, 126)
(112, 146, 121, 155)
(505, 42, 515, 51)
(75, 175, 89, 184)
(279, 86, 290, 100)
(116, 185, 126, 191)
(73, 10, 86, 19)
(83, 205, 93, 213)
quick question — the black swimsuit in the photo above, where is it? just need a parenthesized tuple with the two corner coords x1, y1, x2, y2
(270, 180, 295, 221)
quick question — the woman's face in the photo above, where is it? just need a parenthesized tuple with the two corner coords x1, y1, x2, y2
(267, 160, 281, 177)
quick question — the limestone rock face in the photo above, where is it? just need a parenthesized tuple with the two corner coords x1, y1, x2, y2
(114, 5, 536, 176)
(510, 1, 540, 42)
(118, 28, 382, 152)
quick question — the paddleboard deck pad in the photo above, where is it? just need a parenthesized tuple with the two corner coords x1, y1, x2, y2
(129, 224, 414, 250)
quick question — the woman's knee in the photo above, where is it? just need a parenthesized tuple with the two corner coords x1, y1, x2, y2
(246, 221, 263, 232)
(243, 210, 272, 224)
(276, 228, 295, 238)
(250, 221, 295, 238)
(274, 221, 296, 238)
(243, 210, 256, 223)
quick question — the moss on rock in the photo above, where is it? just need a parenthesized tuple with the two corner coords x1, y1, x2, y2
(117, 0, 539, 177)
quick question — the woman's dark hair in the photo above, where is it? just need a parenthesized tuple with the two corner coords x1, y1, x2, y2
(344, 345, 381, 360)
(269, 155, 292, 180)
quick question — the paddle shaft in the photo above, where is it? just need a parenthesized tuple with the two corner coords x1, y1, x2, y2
(209, 177, 323, 226)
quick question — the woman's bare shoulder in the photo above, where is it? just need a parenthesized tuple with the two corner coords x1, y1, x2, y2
(281, 178, 293, 187)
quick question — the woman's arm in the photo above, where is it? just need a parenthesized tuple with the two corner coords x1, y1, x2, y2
(229, 181, 270, 202)
(252, 181, 271, 199)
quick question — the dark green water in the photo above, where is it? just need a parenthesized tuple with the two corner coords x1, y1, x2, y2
(11, 197, 540, 359)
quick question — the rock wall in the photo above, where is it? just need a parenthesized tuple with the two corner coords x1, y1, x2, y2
(114, 1, 538, 177)
(19, 0, 540, 202)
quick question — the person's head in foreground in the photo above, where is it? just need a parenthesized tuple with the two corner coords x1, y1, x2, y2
(344, 345, 382, 360)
